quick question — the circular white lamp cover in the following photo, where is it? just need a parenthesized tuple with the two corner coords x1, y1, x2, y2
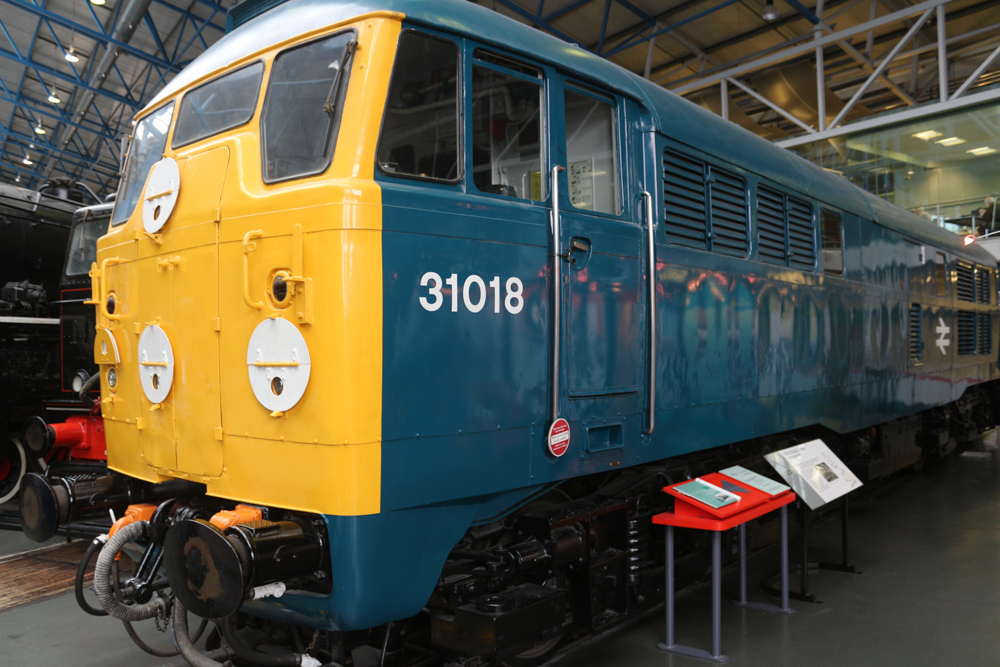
(142, 157, 180, 234)
(138, 324, 175, 404)
(246, 317, 311, 412)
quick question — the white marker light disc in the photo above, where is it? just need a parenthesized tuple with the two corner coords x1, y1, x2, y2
(137, 324, 174, 404)
(142, 157, 180, 234)
(246, 318, 311, 412)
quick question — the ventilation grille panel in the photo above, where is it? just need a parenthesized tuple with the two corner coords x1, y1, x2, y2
(787, 196, 815, 270)
(956, 263, 974, 302)
(976, 267, 991, 303)
(757, 186, 786, 266)
(978, 312, 992, 355)
(957, 311, 977, 356)
(709, 168, 747, 258)
(663, 151, 707, 250)
(909, 303, 922, 361)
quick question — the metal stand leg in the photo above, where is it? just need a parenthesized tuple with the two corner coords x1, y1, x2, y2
(658, 527, 728, 663)
(738, 524, 747, 605)
(816, 495, 862, 574)
(665, 525, 674, 648)
(780, 505, 793, 613)
(735, 508, 795, 615)
(711, 531, 723, 659)
(763, 496, 863, 604)
(800, 501, 810, 597)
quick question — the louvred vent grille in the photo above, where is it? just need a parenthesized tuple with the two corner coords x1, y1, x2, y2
(956, 263, 974, 302)
(909, 303, 922, 361)
(757, 186, 786, 266)
(787, 197, 815, 270)
(709, 168, 747, 258)
(663, 150, 707, 251)
(957, 311, 976, 356)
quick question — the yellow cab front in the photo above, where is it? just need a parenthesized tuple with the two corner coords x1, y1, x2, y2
(93, 14, 404, 518)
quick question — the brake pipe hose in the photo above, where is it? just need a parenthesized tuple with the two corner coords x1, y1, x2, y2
(75, 534, 109, 616)
(172, 600, 226, 667)
(93, 520, 166, 621)
(220, 616, 322, 667)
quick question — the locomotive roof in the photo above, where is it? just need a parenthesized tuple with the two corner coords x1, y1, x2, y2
(146, 0, 992, 265)
(0, 182, 79, 221)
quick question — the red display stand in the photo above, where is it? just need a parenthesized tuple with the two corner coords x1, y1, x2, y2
(653, 472, 797, 663)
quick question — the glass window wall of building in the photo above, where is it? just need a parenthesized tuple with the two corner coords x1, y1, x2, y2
(790, 102, 1000, 237)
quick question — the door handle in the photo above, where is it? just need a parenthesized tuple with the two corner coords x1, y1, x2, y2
(568, 237, 591, 270)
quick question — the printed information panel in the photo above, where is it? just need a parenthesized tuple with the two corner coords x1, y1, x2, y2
(764, 439, 862, 510)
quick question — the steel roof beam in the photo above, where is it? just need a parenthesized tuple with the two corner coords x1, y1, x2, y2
(649, 0, 853, 81)
(603, 0, 741, 58)
(489, 0, 583, 48)
(1, 0, 178, 72)
(775, 85, 1000, 147)
(42, 0, 154, 179)
(828, 7, 933, 129)
(0, 44, 140, 108)
(0, 3, 45, 190)
(152, 0, 226, 31)
(782, 0, 822, 25)
(0, 93, 117, 142)
(950, 41, 1000, 99)
(670, 0, 948, 95)
(544, 0, 591, 23)
(1, 123, 119, 173)
(170, 5, 223, 66)
(0, 129, 119, 177)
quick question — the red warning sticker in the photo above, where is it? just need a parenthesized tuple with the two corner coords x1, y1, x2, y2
(547, 418, 570, 457)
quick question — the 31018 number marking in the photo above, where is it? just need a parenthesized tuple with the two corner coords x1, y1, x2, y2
(420, 272, 524, 315)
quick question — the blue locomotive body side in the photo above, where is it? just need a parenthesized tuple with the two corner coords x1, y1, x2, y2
(167, 0, 998, 633)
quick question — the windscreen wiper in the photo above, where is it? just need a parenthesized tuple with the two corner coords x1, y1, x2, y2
(323, 39, 359, 118)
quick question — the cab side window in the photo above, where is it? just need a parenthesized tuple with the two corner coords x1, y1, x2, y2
(471, 52, 544, 201)
(564, 86, 620, 215)
(261, 32, 356, 182)
(378, 32, 461, 182)
(820, 209, 844, 275)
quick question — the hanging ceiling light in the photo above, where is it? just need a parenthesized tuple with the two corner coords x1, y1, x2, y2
(23, 155, 33, 165)
(47, 88, 61, 104)
(762, 2, 779, 21)
(89, 0, 106, 4)
(34, 120, 46, 135)
(64, 46, 79, 63)
(15, 174, 21, 183)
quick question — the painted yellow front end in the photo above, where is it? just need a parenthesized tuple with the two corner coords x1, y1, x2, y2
(95, 15, 403, 516)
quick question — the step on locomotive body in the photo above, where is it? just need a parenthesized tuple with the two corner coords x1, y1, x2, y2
(20, 0, 1000, 665)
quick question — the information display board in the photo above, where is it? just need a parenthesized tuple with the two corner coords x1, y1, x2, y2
(764, 439, 862, 510)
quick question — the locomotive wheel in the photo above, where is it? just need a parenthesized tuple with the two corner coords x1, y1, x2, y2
(495, 490, 573, 667)
(0, 439, 27, 505)
(499, 631, 566, 667)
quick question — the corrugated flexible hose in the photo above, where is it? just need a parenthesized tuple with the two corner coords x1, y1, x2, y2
(93, 520, 166, 621)
(172, 600, 226, 667)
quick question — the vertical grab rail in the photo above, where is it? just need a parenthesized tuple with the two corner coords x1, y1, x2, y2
(642, 190, 656, 434)
(550, 165, 566, 424)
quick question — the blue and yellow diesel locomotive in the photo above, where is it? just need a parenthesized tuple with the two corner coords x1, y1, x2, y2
(20, 0, 1000, 664)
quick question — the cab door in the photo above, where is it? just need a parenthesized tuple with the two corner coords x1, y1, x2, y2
(131, 147, 227, 477)
(550, 80, 652, 453)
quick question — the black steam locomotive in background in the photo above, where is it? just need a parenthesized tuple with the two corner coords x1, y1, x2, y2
(0, 180, 106, 505)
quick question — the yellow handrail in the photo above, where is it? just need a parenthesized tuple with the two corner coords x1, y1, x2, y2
(242, 229, 264, 310)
